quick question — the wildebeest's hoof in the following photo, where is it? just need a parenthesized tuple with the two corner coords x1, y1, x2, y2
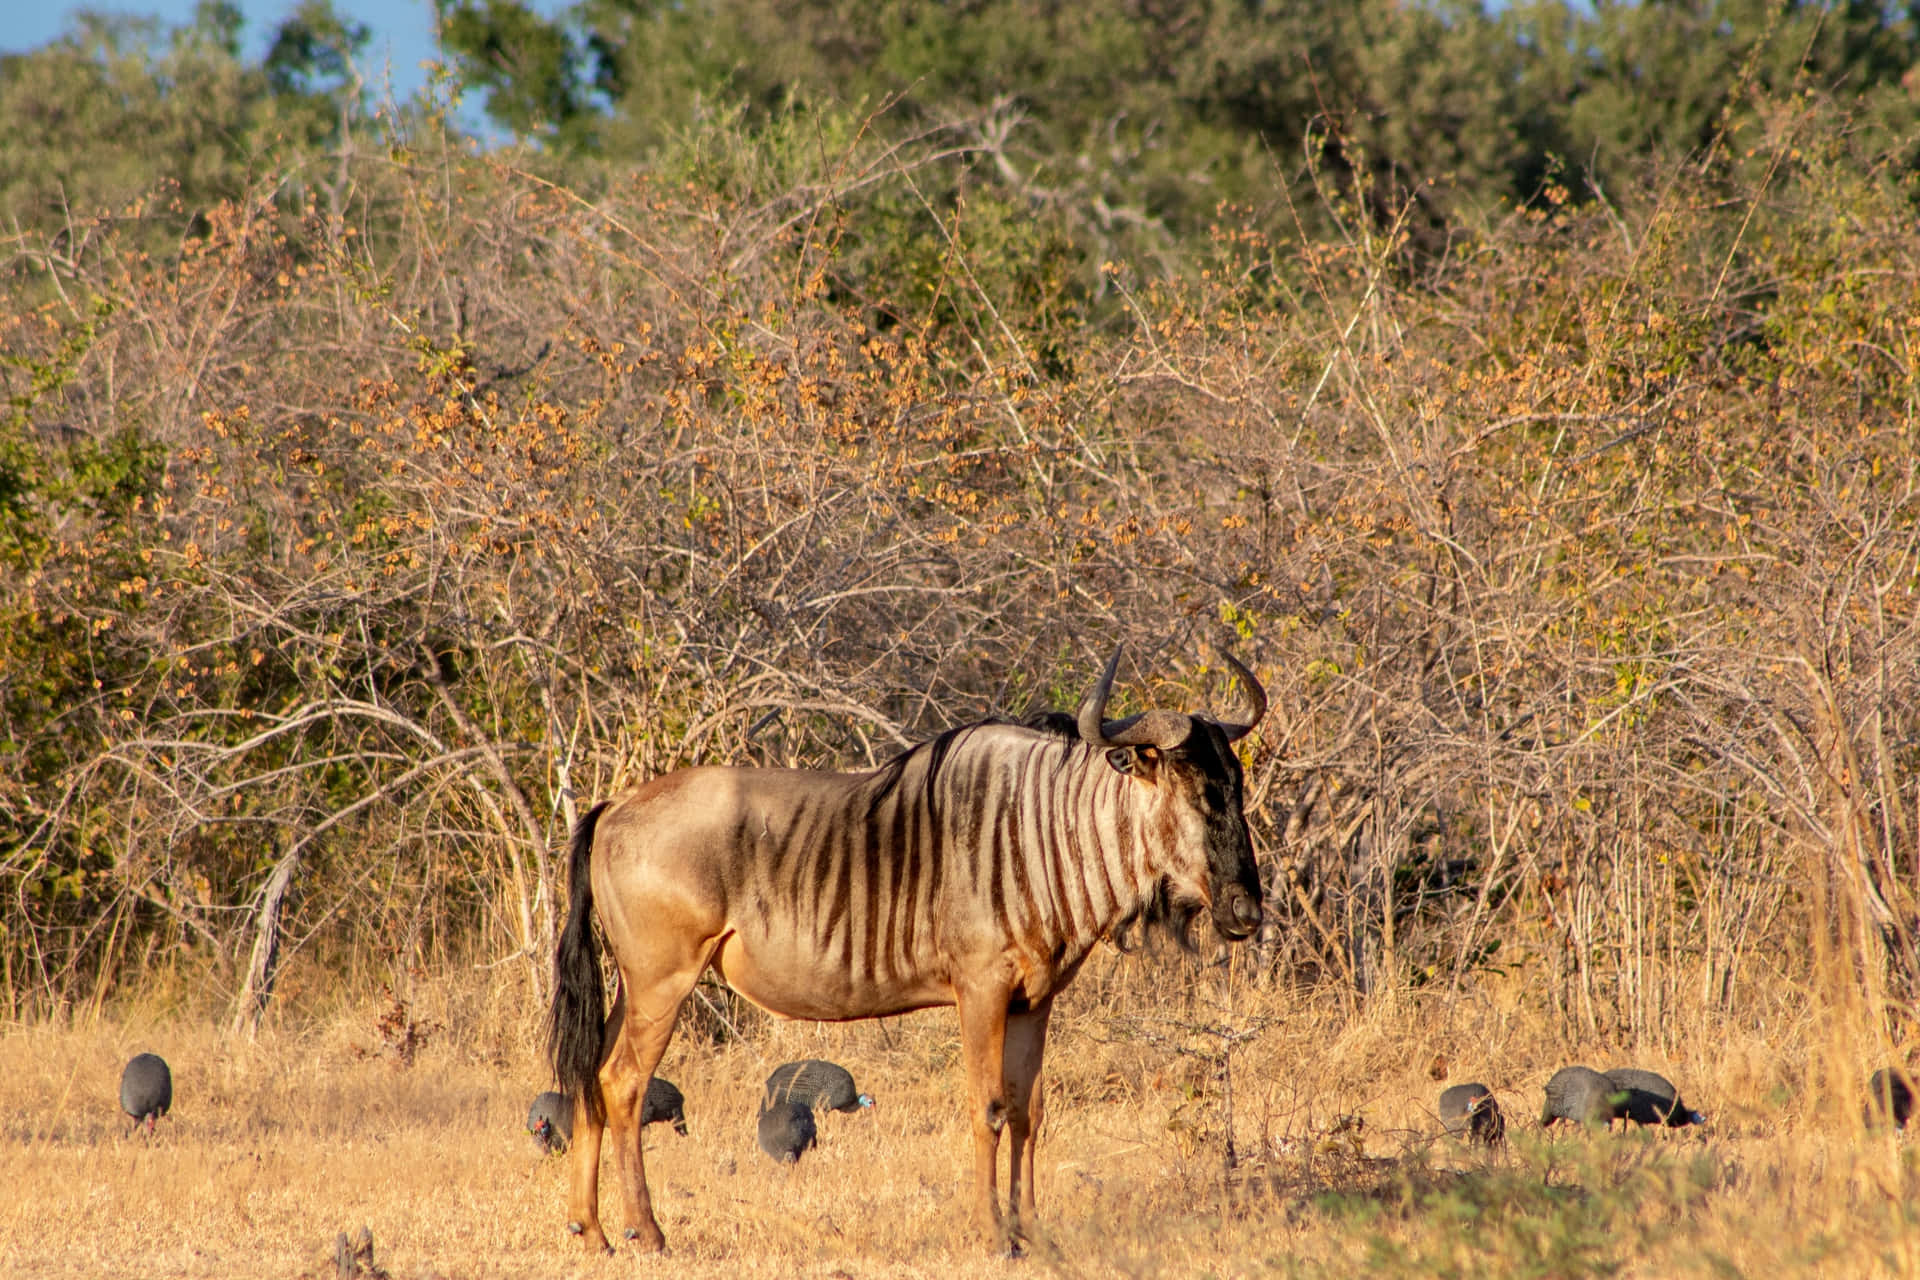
(622, 1226, 668, 1254)
(566, 1221, 614, 1255)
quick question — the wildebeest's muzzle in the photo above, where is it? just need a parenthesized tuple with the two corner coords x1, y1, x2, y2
(1214, 880, 1263, 940)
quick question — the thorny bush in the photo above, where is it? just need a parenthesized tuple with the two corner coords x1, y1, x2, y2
(0, 93, 1916, 1067)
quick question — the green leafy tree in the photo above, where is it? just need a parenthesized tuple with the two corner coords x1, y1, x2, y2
(1507, 0, 1920, 197)
(435, 0, 596, 144)
(0, 0, 384, 239)
(433, 0, 1920, 227)
(265, 0, 372, 107)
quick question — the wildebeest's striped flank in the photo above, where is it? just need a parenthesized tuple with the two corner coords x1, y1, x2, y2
(547, 647, 1268, 1254)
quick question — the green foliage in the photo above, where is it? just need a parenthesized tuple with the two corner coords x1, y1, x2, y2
(435, 0, 594, 145)
(264, 0, 370, 102)
(0, 1, 378, 244)
(0, 295, 123, 564)
(434, 0, 1920, 275)
(1, 0, 1918, 1036)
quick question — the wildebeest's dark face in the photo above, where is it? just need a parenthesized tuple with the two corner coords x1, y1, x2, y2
(1112, 717, 1262, 944)
(1179, 718, 1263, 940)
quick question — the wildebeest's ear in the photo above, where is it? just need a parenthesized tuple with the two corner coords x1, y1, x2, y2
(1104, 747, 1135, 775)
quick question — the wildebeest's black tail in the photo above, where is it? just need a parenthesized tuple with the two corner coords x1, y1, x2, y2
(548, 801, 609, 1125)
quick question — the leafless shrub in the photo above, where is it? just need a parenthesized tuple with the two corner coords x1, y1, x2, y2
(2, 93, 1915, 1073)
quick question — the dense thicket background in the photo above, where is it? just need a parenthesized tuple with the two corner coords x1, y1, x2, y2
(3, 1, 1918, 1072)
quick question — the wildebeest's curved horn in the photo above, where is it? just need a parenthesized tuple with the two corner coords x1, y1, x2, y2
(1213, 649, 1268, 742)
(1076, 647, 1193, 750)
(1074, 648, 1123, 747)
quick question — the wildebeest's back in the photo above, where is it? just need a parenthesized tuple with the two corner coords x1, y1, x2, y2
(592, 766, 849, 924)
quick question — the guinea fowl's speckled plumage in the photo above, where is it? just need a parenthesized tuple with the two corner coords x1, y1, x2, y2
(1604, 1067, 1705, 1128)
(763, 1059, 873, 1114)
(1438, 1082, 1505, 1146)
(1867, 1068, 1914, 1130)
(530, 1078, 687, 1154)
(640, 1077, 690, 1135)
(119, 1053, 172, 1134)
(1540, 1065, 1622, 1128)
(757, 1098, 817, 1164)
(527, 1091, 572, 1155)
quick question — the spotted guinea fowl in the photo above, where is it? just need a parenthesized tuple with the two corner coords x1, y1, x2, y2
(640, 1076, 690, 1136)
(119, 1053, 172, 1135)
(1867, 1067, 1915, 1130)
(527, 1091, 572, 1155)
(1438, 1082, 1505, 1146)
(763, 1059, 873, 1114)
(1604, 1067, 1705, 1128)
(530, 1077, 688, 1154)
(757, 1097, 817, 1164)
(1540, 1065, 1623, 1128)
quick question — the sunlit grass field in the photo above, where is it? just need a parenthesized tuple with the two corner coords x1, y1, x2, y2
(7, 952, 1920, 1278)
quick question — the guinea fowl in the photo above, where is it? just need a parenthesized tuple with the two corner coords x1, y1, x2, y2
(527, 1091, 572, 1155)
(1867, 1067, 1915, 1131)
(119, 1053, 172, 1135)
(763, 1059, 874, 1114)
(640, 1077, 690, 1135)
(757, 1097, 817, 1164)
(1603, 1067, 1706, 1128)
(1438, 1082, 1505, 1146)
(1539, 1065, 1623, 1129)
(530, 1077, 688, 1154)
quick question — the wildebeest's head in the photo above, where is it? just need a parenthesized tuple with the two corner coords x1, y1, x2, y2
(1076, 648, 1266, 945)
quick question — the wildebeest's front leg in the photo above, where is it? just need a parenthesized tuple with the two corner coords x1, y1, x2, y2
(955, 981, 1012, 1246)
(1003, 996, 1054, 1240)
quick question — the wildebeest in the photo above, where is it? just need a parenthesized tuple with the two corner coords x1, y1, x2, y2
(547, 647, 1267, 1253)
(119, 1053, 172, 1135)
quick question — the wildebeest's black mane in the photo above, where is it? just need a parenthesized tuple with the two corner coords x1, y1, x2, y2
(863, 711, 1082, 819)
(1020, 710, 1080, 740)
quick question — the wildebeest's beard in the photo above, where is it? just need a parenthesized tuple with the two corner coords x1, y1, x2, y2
(1111, 877, 1210, 954)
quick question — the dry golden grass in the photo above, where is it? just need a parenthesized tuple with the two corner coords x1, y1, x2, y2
(7, 954, 1920, 1278)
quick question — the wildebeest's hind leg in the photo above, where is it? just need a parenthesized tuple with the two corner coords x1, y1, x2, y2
(601, 938, 721, 1253)
(565, 987, 620, 1253)
(956, 980, 1013, 1248)
(1003, 997, 1054, 1243)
